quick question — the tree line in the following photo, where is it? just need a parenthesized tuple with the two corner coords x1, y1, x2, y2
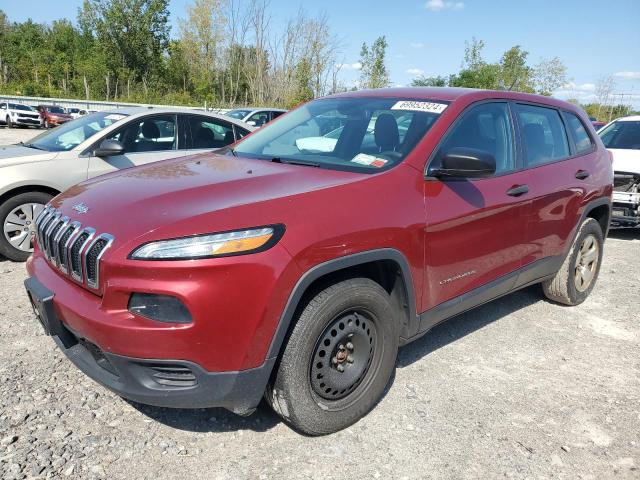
(0, 2, 634, 117)
(0, 0, 343, 108)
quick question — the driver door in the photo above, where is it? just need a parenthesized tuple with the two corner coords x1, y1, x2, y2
(421, 101, 530, 321)
(88, 114, 186, 178)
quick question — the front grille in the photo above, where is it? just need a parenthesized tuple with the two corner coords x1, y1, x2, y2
(34, 207, 114, 292)
(85, 235, 113, 288)
(70, 231, 90, 280)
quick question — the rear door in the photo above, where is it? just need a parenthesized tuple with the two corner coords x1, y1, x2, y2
(422, 101, 530, 317)
(186, 115, 238, 153)
(513, 103, 591, 271)
(87, 114, 186, 177)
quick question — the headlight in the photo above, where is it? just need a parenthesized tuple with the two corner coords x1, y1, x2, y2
(129, 225, 284, 260)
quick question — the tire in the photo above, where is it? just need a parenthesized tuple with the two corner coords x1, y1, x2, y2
(542, 217, 604, 306)
(267, 278, 399, 435)
(6, 116, 12, 128)
(0, 192, 52, 262)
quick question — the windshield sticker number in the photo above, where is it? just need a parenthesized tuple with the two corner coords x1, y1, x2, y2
(391, 101, 447, 114)
(351, 153, 388, 168)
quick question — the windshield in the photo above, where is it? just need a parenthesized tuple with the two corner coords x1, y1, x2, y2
(232, 97, 446, 172)
(46, 106, 66, 114)
(25, 112, 128, 152)
(599, 121, 640, 149)
(9, 103, 35, 112)
(226, 109, 252, 120)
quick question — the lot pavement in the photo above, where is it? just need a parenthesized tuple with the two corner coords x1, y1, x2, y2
(0, 125, 42, 145)
(0, 127, 639, 479)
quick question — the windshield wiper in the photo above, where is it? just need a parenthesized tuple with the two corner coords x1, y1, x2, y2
(22, 143, 47, 151)
(270, 157, 320, 168)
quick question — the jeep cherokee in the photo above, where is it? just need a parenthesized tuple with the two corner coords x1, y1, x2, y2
(24, 88, 613, 435)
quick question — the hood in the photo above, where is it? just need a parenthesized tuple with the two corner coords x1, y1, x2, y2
(0, 145, 58, 166)
(609, 148, 640, 175)
(52, 153, 367, 250)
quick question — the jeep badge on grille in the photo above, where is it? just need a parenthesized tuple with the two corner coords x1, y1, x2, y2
(72, 203, 89, 214)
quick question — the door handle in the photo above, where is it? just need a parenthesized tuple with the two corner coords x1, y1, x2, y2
(506, 185, 529, 197)
(575, 170, 590, 180)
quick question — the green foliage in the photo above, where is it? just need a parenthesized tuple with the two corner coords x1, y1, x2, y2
(359, 36, 389, 89)
(411, 75, 447, 87)
(285, 58, 314, 109)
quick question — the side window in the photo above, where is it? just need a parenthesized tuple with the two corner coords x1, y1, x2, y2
(107, 115, 177, 153)
(248, 111, 269, 127)
(563, 112, 594, 155)
(234, 125, 250, 140)
(271, 111, 285, 120)
(514, 104, 569, 166)
(436, 102, 515, 174)
(189, 116, 235, 149)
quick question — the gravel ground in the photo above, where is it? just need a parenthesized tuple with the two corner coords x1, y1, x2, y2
(0, 126, 639, 479)
(0, 125, 43, 145)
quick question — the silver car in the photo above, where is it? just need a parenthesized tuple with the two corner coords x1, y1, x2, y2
(0, 107, 254, 261)
(225, 107, 287, 127)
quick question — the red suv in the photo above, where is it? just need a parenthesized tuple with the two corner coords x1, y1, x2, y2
(25, 88, 613, 435)
(37, 105, 72, 128)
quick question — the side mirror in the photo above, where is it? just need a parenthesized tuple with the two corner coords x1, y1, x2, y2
(429, 147, 496, 179)
(246, 120, 256, 126)
(94, 139, 125, 157)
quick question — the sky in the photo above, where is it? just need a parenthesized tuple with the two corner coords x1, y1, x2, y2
(2, 0, 640, 108)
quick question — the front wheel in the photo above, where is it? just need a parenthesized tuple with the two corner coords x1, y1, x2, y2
(6, 116, 12, 128)
(542, 217, 604, 306)
(267, 278, 399, 435)
(0, 192, 52, 261)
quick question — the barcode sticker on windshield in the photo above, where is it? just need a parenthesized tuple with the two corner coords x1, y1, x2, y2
(391, 101, 447, 114)
(105, 114, 126, 121)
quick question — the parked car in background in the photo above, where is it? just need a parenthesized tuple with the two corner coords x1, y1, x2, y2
(592, 120, 606, 130)
(65, 107, 86, 119)
(225, 107, 286, 127)
(0, 107, 254, 261)
(0, 102, 41, 128)
(37, 105, 73, 129)
(24, 88, 612, 435)
(598, 115, 640, 227)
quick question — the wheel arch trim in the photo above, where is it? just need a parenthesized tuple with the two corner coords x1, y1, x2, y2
(266, 248, 419, 361)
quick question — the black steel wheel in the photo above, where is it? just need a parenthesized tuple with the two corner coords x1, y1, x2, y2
(310, 310, 377, 401)
(267, 278, 399, 435)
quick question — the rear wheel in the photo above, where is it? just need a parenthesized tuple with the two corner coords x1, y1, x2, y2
(542, 217, 604, 306)
(267, 278, 399, 435)
(0, 192, 51, 261)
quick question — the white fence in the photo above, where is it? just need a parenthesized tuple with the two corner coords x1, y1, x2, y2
(0, 94, 230, 114)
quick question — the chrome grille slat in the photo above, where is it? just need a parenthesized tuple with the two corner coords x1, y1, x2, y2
(69, 228, 95, 283)
(42, 213, 61, 259)
(36, 209, 55, 251)
(85, 234, 114, 289)
(36, 208, 113, 292)
(57, 221, 81, 274)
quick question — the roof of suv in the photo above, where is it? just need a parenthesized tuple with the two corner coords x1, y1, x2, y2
(327, 87, 580, 111)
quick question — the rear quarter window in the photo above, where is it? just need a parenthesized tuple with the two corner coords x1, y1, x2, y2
(564, 112, 594, 154)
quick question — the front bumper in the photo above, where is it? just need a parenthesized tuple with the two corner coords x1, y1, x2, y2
(14, 116, 41, 126)
(24, 276, 274, 414)
(611, 192, 639, 227)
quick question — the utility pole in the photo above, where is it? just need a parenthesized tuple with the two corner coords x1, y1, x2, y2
(608, 92, 635, 121)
